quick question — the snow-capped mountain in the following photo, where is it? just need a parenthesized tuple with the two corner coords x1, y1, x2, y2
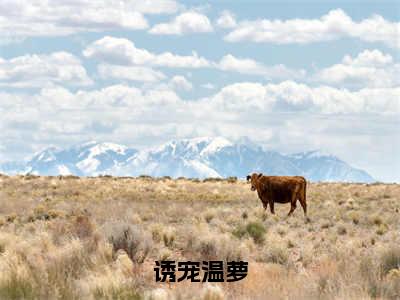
(112, 137, 230, 178)
(288, 150, 374, 182)
(1, 141, 137, 176)
(0, 137, 375, 182)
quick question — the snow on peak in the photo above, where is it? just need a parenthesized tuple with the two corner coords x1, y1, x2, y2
(153, 137, 231, 157)
(184, 159, 221, 178)
(89, 142, 127, 156)
(75, 142, 128, 173)
(200, 137, 233, 156)
(76, 141, 127, 158)
(32, 146, 60, 162)
(291, 150, 335, 160)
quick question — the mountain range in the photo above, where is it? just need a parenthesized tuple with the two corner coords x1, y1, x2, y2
(0, 137, 375, 182)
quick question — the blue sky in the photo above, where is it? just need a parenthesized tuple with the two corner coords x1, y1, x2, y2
(0, 0, 399, 181)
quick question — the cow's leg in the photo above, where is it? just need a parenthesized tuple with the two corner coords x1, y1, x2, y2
(262, 200, 268, 210)
(287, 192, 297, 216)
(299, 197, 307, 216)
(299, 182, 307, 217)
(287, 202, 296, 216)
(269, 200, 275, 214)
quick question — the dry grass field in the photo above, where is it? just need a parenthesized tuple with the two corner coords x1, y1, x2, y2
(0, 174, 399, 300)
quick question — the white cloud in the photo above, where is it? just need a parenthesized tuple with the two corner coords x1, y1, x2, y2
(34, 84, 181, 111)
(129, 0, 180, 14)
(1, 82, 399, 180)
(149, 11, 213, 35)
(84, 37, 305, 79)
(216, 10, 237, 29)
(0, 52, 92, 88)
(83, 36, 211, 68)
(169, 75, 193, 90)
(315, 49, 400, 88)
(342, 49, 393, 67)
(206, 81, 400, 114)
(0, 0, 180, 42)
(218, 55, 266, 75)
(224, 9, 400, 48)
(218, 54, 306, 79)
(97, 64, 166, 82)
(4, 81, 395, 123)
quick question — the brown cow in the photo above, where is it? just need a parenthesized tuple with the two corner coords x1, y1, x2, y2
(246, 173, 307, 216)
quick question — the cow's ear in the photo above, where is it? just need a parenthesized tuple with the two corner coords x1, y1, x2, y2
(258, 173, 263, 178)
(246, 175, 251, 181)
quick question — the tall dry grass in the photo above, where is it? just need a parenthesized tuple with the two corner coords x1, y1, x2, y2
(0, 174, 399, 299)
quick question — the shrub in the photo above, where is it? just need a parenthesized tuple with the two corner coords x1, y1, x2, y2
(204, 210, 215, 223)
(5, 214, 17, 223)
(158, 248, 172, 261)
(380, 247, 400, 275)
(226, 176, 237, 183)
(0, 271, 39, 300)
(73, 215, 94, 239)
(162, 228, 175, 248)
(264, 244, 288, 265)
(372, 215, 383, 226)
(233, 221, 266, 244)
(203, 177, 223, 182)
(105, 222, 152, 263)
(376, 224, 388, 235)
(150, 223, 163, 243)
(337, 225, 347, 235)
(246, 222, 266, 244)
(348, 211, 360, 225)
(198, 239, 218, 260)
(232, 225, 247, 239)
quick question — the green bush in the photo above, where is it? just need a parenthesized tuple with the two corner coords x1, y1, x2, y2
(232, 225, 247, 239)
(246, 222, 266, 244)
(233, 221, 266, 244)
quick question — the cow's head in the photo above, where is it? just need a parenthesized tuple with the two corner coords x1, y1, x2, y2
(247, 173, 263, 191)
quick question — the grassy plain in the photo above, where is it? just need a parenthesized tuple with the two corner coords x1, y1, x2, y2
(0, 174, 399, 299)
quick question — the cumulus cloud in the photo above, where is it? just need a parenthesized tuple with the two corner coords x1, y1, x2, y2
(205, 81, 400, 114)
(83, 36, 211, 68)
(315, 49, 400, 88)
(0, 52, 92, 88)
(97, 64, 166, 82)
(224, 9, 400, 48)
(0, 0, 180, 42)
(218, 55, 266, 75)
(1, 81, 397, 128)
(218, 54, 306, 79)
(342, 49, 393, 67)
(84, 36, 305, 80)
(169, 75, 193, 90)
(216, 10, 237, 29)
(149, 11, 213, 35)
